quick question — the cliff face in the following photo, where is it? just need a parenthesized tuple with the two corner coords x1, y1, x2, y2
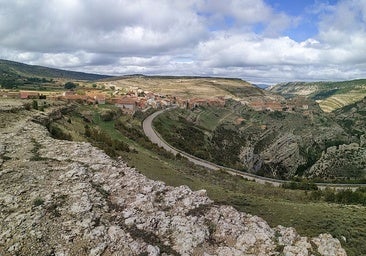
(306, 143, 366, 179)
(0, 103, 346, 255)
(269, 80, 366, 112)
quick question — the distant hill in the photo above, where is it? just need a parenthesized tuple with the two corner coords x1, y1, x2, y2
(153, 99, 360, 181)
(0, 59, 112, 89)
(334, 96, 366, 137)
(269, 79, 366, 112)
(98, 75, 280, 101)
(253, 83, 271, 89)
(0, 59, 112, 80)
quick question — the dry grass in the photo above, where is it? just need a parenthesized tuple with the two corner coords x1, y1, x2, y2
(318, 91, 366, 112)
(96, 76, 254, 99)
(53, 104, 366, 256)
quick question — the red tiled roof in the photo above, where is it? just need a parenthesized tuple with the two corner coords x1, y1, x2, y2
(115, 98, 137, 105)
(19, 91, 39, 99)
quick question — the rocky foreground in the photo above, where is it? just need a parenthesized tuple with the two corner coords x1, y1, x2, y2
(0, 102, 346, 255)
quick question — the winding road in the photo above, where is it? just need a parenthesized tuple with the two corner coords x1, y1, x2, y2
(143, 107, 366, 191)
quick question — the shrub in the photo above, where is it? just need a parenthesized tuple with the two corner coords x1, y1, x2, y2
(47, 124, 72, 141)
(282, 181, 318, 191)
(32, 100, 38, 110)
(310, 190, 322, 201)
(323, 188, 336, 202)
(24, 102, 32, 110)
(33, 197, 44, 207)
(64, 81, 77, 90)
(86, 126, 130, 157)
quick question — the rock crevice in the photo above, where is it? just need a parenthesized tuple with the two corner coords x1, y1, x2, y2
(0, 106, 346, 255)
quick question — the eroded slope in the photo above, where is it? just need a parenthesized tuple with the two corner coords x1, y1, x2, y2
(0, 104, 346, 255)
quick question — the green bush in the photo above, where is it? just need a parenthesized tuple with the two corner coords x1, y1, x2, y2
(64, 81, 77, 90)
(282, 181, 318, 191)
(32, 100, 38, 110)
(312, 188, 366, 206)
(48, 124, 72, 141)
(86, 126, 130, 157)
(33, 197, 44, 207)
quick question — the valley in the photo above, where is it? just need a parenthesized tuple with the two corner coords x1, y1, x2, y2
(269, 79, 366, 112)
(153, 101, 366, 183)
(1, 59, 366, 255)
(46, 102, 366, 255)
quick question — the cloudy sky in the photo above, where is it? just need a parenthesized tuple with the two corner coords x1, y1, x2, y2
(1, 0, 366, 84)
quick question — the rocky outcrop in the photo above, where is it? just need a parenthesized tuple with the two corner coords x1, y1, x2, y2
(306, 143, 366, 179)
(31, 103, 75, 126)
(259, 133, 305, 178)
(239, 133, 307, 178)
(0, 105, 347, 255)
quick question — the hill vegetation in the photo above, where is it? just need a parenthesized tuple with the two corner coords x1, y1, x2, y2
(1, 59, 366, 254)
(0, 59, 111, 89)
(97, 75, 274, 100)
(269, 79, 366, 112)
(153, 101, 366, 182)
(45, 103, 366, 255)
(334, 96, 366, 136)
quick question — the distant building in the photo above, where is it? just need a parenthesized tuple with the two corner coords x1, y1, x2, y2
(176, 98, 188, 109)
(85, 92, 106, 105)
(115, 97, 137, 112)
(62, 91, 75, 97)
(208, 98, 225, 107)
(248, 100, 283, 111)
(63, 94, 87, 104)
(19, 91, 39, 99)
(188, 98, 209, 109)
(2, 92, 19, 98)
(94, 94, 106, 104)
(137, 98, 148, 109)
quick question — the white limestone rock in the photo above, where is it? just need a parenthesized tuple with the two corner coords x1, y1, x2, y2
(0, 106, 348, 256)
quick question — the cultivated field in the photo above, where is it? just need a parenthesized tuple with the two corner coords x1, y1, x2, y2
(318, 90, 366, 112)
(97, 76, 267, 99)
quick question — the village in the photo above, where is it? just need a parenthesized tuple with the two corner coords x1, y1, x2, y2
(0, 84, 311, 114)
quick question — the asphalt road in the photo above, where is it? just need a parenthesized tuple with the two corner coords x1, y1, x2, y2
(143, 108, 222, 171)
(143, 108, 366, 190)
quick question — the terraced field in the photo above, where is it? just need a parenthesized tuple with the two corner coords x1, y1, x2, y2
(192, 107, 239, 131)
(98, 75, 273, 100)
(270, 79, 366, 112)
(318, 90, 366, 112)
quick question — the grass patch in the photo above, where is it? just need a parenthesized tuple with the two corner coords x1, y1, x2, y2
(30, 138, 49, 161)
(33, 197, 45, 207)
(50, 104, 366, 256)
(195, 107, 237, 131)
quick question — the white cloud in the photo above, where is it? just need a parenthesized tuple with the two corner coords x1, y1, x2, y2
(197, 33, 320, 67)
(310, 0, 366, 66)
(1, 0, 366, 83)
(0, 0, 207, 54)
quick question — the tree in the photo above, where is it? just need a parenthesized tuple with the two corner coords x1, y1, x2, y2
(64, 81, 77, 90)
(32, 100, 38, 110)
(84, 124, 91, 137)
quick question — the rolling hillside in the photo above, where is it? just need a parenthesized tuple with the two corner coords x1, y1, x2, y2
(0, 59, 111, 80)
(0, 59, 279, 102)
(334, 96, 366, 138)
(0, 59, 112, 89)
(97, 75, 280, 101)
(269, 80, 366, 112)
(153, 101, 362, 181)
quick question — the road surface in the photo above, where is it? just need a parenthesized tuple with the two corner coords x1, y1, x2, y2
(143, 108, 366, 191)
